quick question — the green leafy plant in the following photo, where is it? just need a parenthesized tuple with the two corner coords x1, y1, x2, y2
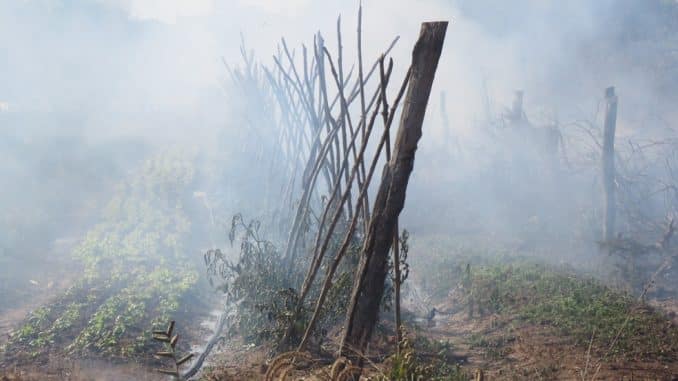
(461, 262, 678, 361)
(5, 151, 200, 362)
(205, 214, 303, 346)
(386, 329, 467, 381)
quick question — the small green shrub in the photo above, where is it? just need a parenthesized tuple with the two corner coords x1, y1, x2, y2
(386, 332, 467, 381)
(461, 262, 678, 361)
(205, 214, 307, 346)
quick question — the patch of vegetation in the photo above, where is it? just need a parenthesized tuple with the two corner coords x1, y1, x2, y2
(407, 235, 515, 300)
(468, 332, 515, 360)
(462, 262, 678, 361)
(4, 151, 201, 362)
(204, 214, 359, 351)
(205, 214, 300, 346)
(386, 332, 468, 381)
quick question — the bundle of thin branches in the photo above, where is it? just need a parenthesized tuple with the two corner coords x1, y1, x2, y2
(259, 7, 415, 351)
(224, 7, 410, 355)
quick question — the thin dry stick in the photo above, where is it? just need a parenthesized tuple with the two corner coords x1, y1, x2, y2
(301, 38, 346, 276)
(379, 55, 402, 353)
(357, 3, 367, 142)
(323, 44, 369, 224)
(300, 53, 386, 296)
(262, 69, 305, 188)
(298, 66, 411, 350)
(311, 33, 400, 199)
(272, 56, 334, 192)
(580, 328, 595, 381)
(297, 79, 386, 309)
(272, 21, 400, 347)
(281, 38, 321, 130)
(336, 17, 351, 199)
(281, 143, 332, 271)
(322, 31, 346, 193)
(379, 56, 391, 156)
(392, 223, 402, 355)
(279, 67, 387, 347)
(341, 36, 400, 111)
(270, 64, 312, 155)
(356, 4, 370, 232)
(298, 84, 386, 351)
(275, 47, 334, 184)
(330, 23, 360, 219)
(312, 41, 364, 266)
(282, 104, 349, 274)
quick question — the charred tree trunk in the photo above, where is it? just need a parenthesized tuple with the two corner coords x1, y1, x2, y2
(340, 21, 448, 364)
(602, 86, 618, 244)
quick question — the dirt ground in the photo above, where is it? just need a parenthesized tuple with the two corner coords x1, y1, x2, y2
(424, 309, 678, 380)
(2, 305, 677, 380)
(0, 358, 162, 381)
(2, 256, 676, 380)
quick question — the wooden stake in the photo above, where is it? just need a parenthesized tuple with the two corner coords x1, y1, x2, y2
(340, 21, 448, 366)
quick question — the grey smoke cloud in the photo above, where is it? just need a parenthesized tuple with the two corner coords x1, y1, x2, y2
(1, 0, 674, 167)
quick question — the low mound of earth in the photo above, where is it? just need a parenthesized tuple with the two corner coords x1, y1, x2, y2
(409, 259, 678, 380)
(196, 258, 678, 380)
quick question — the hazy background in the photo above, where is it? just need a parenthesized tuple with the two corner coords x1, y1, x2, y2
(2, 5, 678, 380)
(2, 0, 678, 280)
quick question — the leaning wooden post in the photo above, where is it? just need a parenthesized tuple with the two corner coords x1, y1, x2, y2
(340, 21, 448, 365)
(602, 86, 618, 245)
